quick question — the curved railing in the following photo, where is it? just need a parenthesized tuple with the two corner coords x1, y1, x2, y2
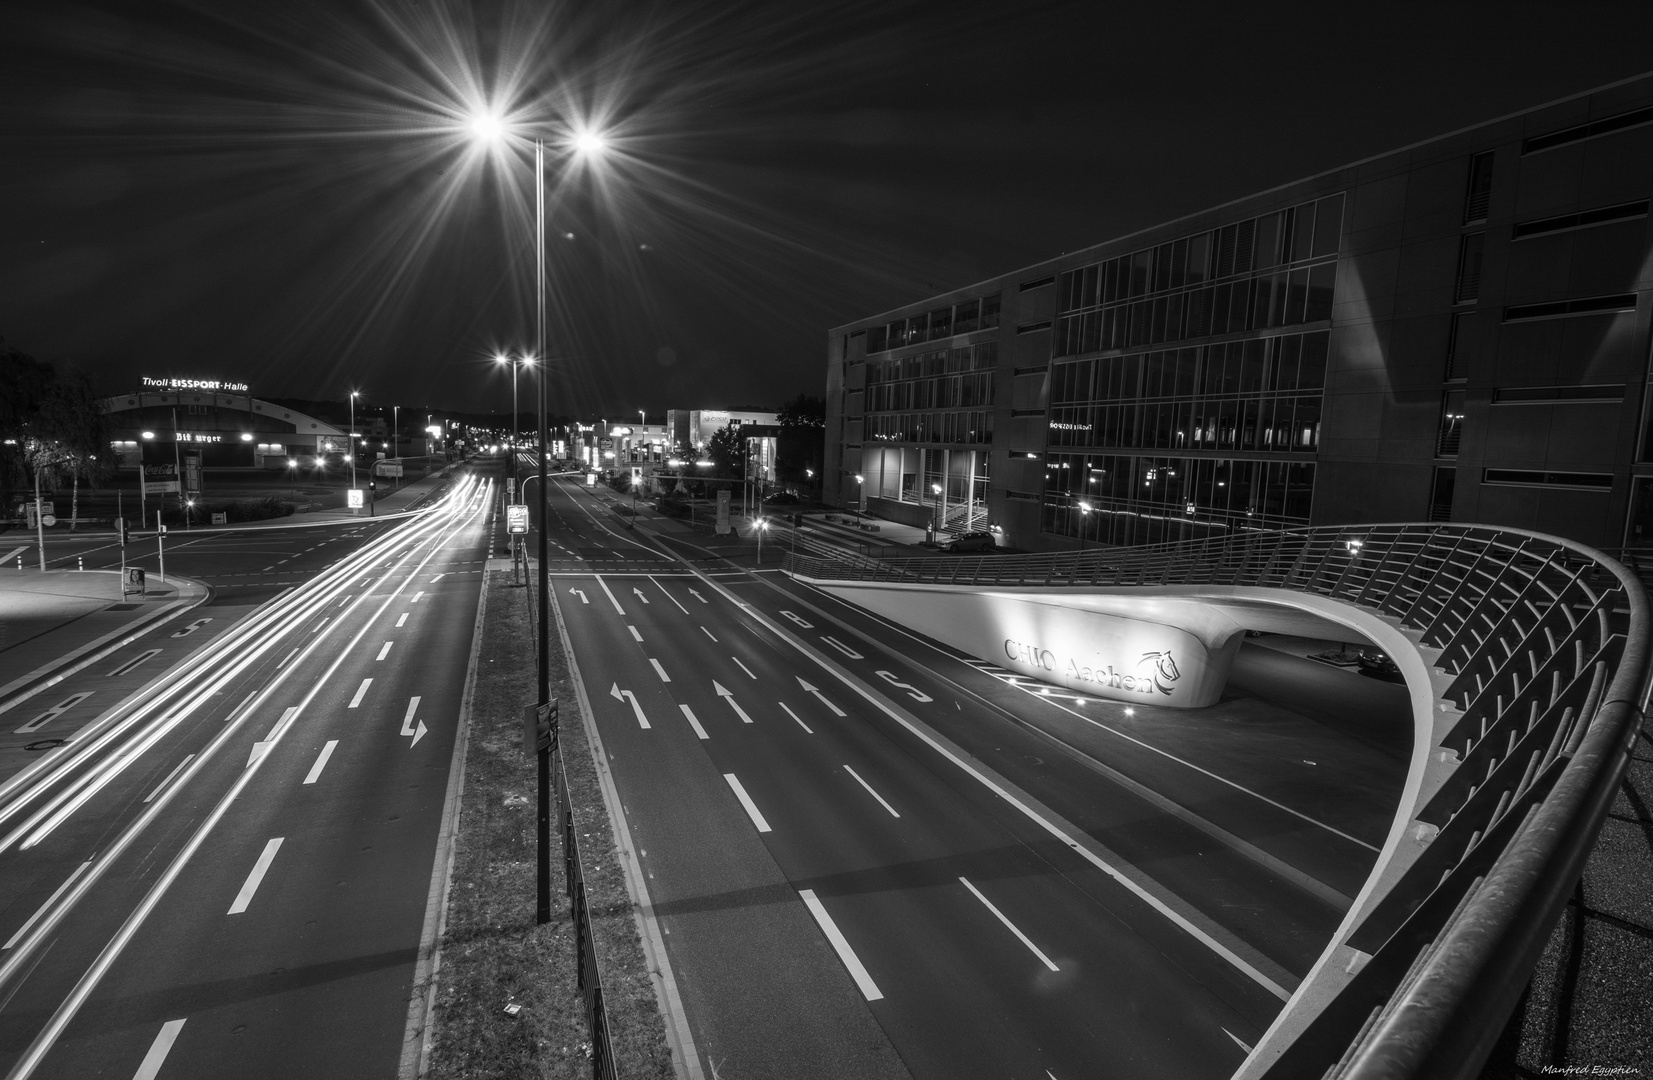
(782, 523, 1650, 1080)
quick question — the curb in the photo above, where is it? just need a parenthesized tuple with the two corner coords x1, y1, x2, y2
(0, 575, 214, 718)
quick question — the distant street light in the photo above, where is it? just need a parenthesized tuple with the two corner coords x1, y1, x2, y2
(348, 391, 360, 498)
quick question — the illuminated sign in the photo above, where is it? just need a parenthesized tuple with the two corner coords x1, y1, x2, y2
(141, 377, 251, 393)
(1003, 639, 1181, 695)
(1049, 422, 1093, 431)
(175, 432, 222, 443)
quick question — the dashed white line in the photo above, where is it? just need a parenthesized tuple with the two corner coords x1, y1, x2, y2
(960, 876, 1059, 972)
(132, 1018, 187, 1080)
(142, 755, 196, 804)
(227, 838, 284, 914)
(396, 613, 409, 627)
(348, 679, 372, 708)
(779, 702, 813, 734)
(376, 642, 393, 661)
(303, 741, 338, 784)
(722, 773, 771, 833)
(649, 658, 670, 682)
(798, 889, 882, 1001)
(844, 765, 900, 818)
(628, 625, 643, 642)
(430, 573, 445, 583)
(701, 627, 717, 642)
(679, 704, 709, 740)
(3, 861, 92, 950)
(731, 657, 756, 679)
(411, 591, 424, 603)
(277, 648, 298, 668)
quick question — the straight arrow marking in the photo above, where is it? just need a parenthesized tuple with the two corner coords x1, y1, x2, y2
(713, 681, 753, 723)
(632, 587, 651, 604)
(795, 676, 846, 717)
(688, 589, 707, 603)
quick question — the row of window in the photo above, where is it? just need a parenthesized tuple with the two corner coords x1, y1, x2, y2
(1042, 454, 1316, 545)
(1048, 395, 1322, 452)
(866, 296, 1002, 354)
(1052, 331, 1331, 405)
(1055, 193, 1345, 313)
(863, 410, 994, 445)
(866, 372, 993, 412)
(867, 342, 998, 383)
(1053, 263, 1336, 356)
(860, 446, 990, 506)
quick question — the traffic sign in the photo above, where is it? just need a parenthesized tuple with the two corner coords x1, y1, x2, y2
(347, 489, 365, 509)
(506, 504, 530, 534)
(40, 515, 57, 528)
(523, 701, 558, 756)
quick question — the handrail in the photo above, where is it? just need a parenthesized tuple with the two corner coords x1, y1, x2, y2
(782, 522, 1650, 1080)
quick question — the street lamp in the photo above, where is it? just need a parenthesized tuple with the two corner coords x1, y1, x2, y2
(754, 516, 769, 564)
(853, 473, 865, 524)
(348, 391, 359, 496)
(1078, 500, 1093, 552)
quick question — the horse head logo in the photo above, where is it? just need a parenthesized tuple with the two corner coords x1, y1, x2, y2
(1138, 650, 1180, 695)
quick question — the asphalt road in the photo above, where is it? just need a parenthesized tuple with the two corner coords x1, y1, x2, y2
(0, 472, 491, 1079)
(539, 475, 1405, 1080)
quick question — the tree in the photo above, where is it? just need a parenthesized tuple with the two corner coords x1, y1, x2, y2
(706, 425, 747, 479)
(0, 340, 56, 497)
(777, 393, 825, 429)
(776, 393, 825, 488)
(34, 374, 112, 529)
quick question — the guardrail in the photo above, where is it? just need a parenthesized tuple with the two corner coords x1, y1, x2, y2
(552, 741, 620, 1080)
(783, 522, 1650, 1079)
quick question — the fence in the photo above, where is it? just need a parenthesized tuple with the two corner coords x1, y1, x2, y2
(552, 739, 620, 1080)
(783, 522, 1650, 1079)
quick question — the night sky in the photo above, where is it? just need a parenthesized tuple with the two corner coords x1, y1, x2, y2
(4, 1, 1653, 421)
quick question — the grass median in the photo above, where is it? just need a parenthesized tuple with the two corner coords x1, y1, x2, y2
(425, 568, 675, 1079)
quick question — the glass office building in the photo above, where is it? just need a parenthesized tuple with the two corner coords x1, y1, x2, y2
(825, 73, 1653, 552)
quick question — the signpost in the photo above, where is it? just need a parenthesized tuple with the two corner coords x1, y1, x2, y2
(716, 488, 732, 535)
(522, 701, 559, 924)
(347, 489, 364, 510)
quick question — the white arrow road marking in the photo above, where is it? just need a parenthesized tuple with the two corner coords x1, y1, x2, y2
(723, 774, 771, 832)
(875, 670, 934, 703)
(713, 681, 753, 723)
(596, 575, 626, 614)
(568, 587, 589, 604)
(3, 861, 92, 950)
(844, 765, 900, 817)
(688, 588, 707, 603)
(132, 1018, 187, 1080)
(1222, 1028, 1253, 1053)
(400, 697, 428, 748)
(143, 755, 195, 803)
(779, 702, 813, 734)
(348, 679, 372, 708)
(303, 741, 338, 784)
(650, 576, 690, 613)
(228, 837, 284, 914)
(376, 642, 393, 661)
(632, 587, 651, 604)
(798, 890, 881, 1001)
(678, 704, 709, 740)
(649, 659, 671, 682)
(821, 636, 863, 659)
(960, 877, 1059, 972)
(628, 625, 643, 642)
(731, 657, 756, 679)
(796, 677, 845, 716)
(609, 684, 650, 728)
(246, 742, 273, 769)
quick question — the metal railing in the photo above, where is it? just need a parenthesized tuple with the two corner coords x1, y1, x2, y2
(783, 522, 1650, 1080)
(553, 742, 620, 1080)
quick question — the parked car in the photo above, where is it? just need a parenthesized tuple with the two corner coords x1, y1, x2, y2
(763, 491, 801, 505)
(943, 531, 996, 552)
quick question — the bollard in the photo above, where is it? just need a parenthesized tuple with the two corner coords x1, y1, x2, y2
(78, 556, 84, 571)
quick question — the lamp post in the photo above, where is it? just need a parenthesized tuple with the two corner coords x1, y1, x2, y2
(1078, 500, 1093, 552)
(853, 473, 865, 524)
(348, 391, 359, 497)
(496, 354, 523, 486)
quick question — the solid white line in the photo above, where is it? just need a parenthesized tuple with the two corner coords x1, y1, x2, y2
(132, 1018, 187, 1080)
(396, 613, 409, 627)
(731, 657, 756, 679)
(650, 576, 690, 614)
(779, 702, 813, 734)
(650, 658, 670, 682)
(722, 774, 771, 833)
(701, 627, 717, 642)
(142, 755, 195, 804)
(376, 642, 393, 661)
(844, 765, 900, 818)
(960, 876, 1058, 972)
(679, 705, 709, 740)
(595, 575, 626, 614)
(3, 861, 92, 950)
(628, 625, 643, 642)
(303, 741, 338, 784)
(348, 679, 372, 708)
(227, 837, 284, 914)
(798, 889, 882, 1001)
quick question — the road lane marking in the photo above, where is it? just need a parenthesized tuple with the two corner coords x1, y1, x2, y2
(315, 617, 329, 632)
(596, 575, 626, 614)
(821, 635, 863, 659)
(376, 642, 394, 661)
(411, 591, 424, 603)
(303, 741, 338, 784)
(277, 648, 298, 668)
(1223, 1028, 1253, 1053)
(14, 693, 96, 735)
(713, 681, 753, 723)
(106, 650, 162, 677)
(649, 659, 671, 682)
(349, 679, 373, 708)
(722, 773, 771, 832)
(679, 705, 709, 740)
(798, 890, 881, 1001)
(779, 702, 813, 734)
(650, 576, 690, 613)
(227, 838, 284, 914)
(701, 627, 717, 642)
(430, 573, 445, 583)
(844, 766, 899, 817)
(609, 685, 650, 728)
(796, 677, 846, 716)
(396, 613, 409, 627)
(142, 756, 195, 804)
(628, 625, 643, 642)
(960, 877, 1058, 972)
(132, 1018, 187, 1080)
(631, 587, 651, 605)
(731, 657, 756, 679)
(3, 862, 92, 950)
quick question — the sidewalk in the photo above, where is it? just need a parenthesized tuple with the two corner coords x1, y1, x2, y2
(0, 569, 211, 718)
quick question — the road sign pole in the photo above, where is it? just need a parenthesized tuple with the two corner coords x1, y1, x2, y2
(524, 701, 558, 924)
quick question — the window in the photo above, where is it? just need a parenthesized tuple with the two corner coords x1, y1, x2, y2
(867, 325, 887, 353)
(1483, 469, 1612, 489)
(981, 294, 1001, 329)
(1504, 294, 1637, 322)
(1463, 151, 1494, 225)
(1311, 193, 1344, 258)
(1455, 233, 1485, 304)
(928, 307, 952, 341)
(1512, 200, 1649, 240)
(1437, 391, 1465, 457)
(1522, 103, 1653, 155)
(954, 299, 980, 334)
(1429, 467, 1456, 522)
(1444, 312, 1474, 381)
(1492, 384, 1623, 404)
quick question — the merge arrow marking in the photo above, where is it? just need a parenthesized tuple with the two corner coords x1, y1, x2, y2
(632, 587, 650, 604)
(247, 741, 272, 768)
(410, 721, 428, 748)
(688, 589, 707, 603)
(610, 683, 650, 728)
(569, 588, 588, 604)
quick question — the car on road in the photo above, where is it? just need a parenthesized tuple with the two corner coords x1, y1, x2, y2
(942, 530, 996, 552)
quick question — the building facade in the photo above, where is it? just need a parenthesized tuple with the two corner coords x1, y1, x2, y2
(102, 388, 346, 470)
(825, 73, 1653, 552)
